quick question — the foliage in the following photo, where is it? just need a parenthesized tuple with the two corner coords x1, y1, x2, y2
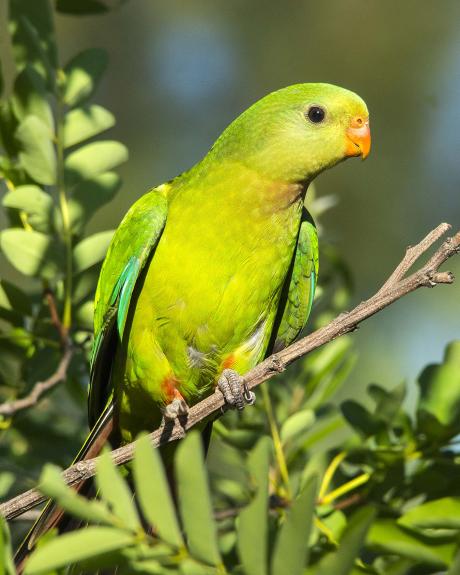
(3, 341, 460, 574)
(1, 2, 460, 575)
(0, 0, 127, 510)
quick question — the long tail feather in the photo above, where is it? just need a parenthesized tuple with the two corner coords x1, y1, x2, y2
(14, 404, 115, 573)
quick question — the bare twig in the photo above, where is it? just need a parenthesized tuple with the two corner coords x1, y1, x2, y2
(377, 223, 451, 292)
(43, 288, 68, 344)
(333, 492, 364, 511)
(0, 289, 73, 418)
(0, 346, 73, 418)
(1, 223, 459, 521)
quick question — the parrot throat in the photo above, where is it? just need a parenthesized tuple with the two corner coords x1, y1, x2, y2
(223, 160, 308, 215)
(192, 149, 310, 215)
(267, 180, 305, 209)
(248, 173, 308, 216)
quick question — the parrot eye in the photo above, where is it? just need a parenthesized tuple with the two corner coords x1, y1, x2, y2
(306, 105, 326, 124)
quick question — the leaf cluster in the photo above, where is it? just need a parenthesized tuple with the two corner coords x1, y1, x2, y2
(0, 0, 127, 499)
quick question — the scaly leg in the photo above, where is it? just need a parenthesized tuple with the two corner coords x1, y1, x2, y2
(217, 368, 256, 411)
(162, 390, 189, 421)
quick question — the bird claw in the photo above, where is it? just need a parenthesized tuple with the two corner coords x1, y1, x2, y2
(218, 369, 256, 412)
(163, 398, 189, 421)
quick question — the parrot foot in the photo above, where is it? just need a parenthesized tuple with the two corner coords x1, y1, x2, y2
(218, 369, 256, 412)
(163, 398, 189, 421)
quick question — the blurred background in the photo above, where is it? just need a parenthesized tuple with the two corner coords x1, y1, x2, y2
(53, 0, 460, 393)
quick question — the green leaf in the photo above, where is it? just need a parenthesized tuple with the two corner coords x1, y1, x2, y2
(0, 279, 32, 316)
(39, 464, 116, 526)
(445, 341, 460, 366)
(308, 352, 357, 410)
(0, 336, 27, 387)
(399, 497, 460, 530)
(0, 328, 32, 381)
(8, 0, 57, 77)
(175, 431, 222, 566)
(367, 519, 455, 567)
(63, 48, 108, 107)
(214, 425, 261, 450)
(133, 434, 184, 548)
(300, 410, 351, 455)
(73, 267, 100, 303)
(0, 515, 15, 575)
(125, 560, 165, 575)
(11, 65, 54, 132)
(179, 559, 218, 575)
(321, 508, 348, 543)
(236, 437, 271, 575)
(304, 337, 354, 408)
(65, 140, 128, 186)
(69, 172, 121, 234)
(368, 382, 406, 424)
(280, 409, 315, 444)
(73, 230, 114, 274)
(75, 300, 94, 330)
(418, 342, 460, 431)
(3, 185, 53, 233)
(317, 507, 375, 575)
(416, 409, 449, 443)
(96, 451, 141, 532)
(447, 548, 460, 575)
(0, 229, 63, 279)
(120, 542, 172, 563)
(15, 115, 56, 185)
(271, 475, 317, 575)
(0, 472, 15, 498)
(341, 400, 381, 438)
(63, 104, 115, 148)
(23, 527, 135, 575)
(0, 102, 19, 157)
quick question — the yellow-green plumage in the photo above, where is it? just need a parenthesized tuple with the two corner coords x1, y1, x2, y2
(91, 82, 369, 442)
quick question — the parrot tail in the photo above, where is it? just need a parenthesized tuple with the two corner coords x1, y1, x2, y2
(14, 403, 115, 574)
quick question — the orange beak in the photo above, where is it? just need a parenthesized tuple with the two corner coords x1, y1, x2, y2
(346, 116, 371, 159)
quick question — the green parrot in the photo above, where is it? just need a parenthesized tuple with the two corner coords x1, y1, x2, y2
(89, 82, 370, 444)
(16, 82, 370, 566)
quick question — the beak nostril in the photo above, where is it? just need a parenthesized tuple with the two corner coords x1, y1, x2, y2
(346, 116, 371, 159)
(350, 116, 369, 129)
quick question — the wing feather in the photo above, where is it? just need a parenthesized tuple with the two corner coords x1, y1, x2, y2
(88, 188, 168, 426)
(269, 208, 319, 353)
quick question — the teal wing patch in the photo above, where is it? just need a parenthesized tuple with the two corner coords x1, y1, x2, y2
(88, 189, 168, 426)
(270, 208, 319, 353)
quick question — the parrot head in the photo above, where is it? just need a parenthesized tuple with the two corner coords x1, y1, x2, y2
(212, 83, 370, 183)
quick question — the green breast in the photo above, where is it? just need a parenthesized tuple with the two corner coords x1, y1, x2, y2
(114, 161, 303, 437)
(148, 163, 301, 359)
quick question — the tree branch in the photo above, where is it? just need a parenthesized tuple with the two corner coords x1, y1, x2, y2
(43, 288, 69, 344)
(0, 346, 73, 418)
(1, 223, 459, 521)
(377, 223, 451, 292)
(0, 290, 73, 418)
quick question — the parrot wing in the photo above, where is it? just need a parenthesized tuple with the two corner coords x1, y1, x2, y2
(14, 189, 169, 570)
(89, 188, 168, 427)
(269, 207, 319, 353)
